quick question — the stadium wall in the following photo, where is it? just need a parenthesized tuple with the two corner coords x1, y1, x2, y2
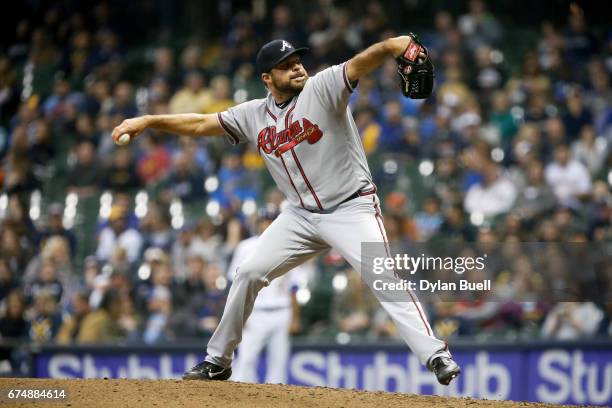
(30, 340, 612, 406)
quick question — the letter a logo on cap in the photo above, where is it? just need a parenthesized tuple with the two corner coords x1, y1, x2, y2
(280, 40, 292, 51)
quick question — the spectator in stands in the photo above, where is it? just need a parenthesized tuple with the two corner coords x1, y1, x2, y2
(270, 4, 305, 48)
(437, 66, 474, 110)
(215, 151, 258, 207)
(178, 44, 204, 79)
(464, 144, 517, 218)
(183, 249, 208, 296)
(24, 235, 72, 296)
(170, 225, 198, 282)
(473, 45, 504, 102)
(42, 72, 77, 118)
(564, 7, 599, 71)
(177, 136, 214, 176)
(103, 148, 141, 193)
(350, 76, 383, 112)
(489, 90, 518, 151)
(166, 251, 214, 339)
(28, 290, 62, 343)
(139, 203, 174, 252)
(0, 290, 28, 373)
(524, 92, 554, 126)
(66, 139, 103, 198)
(542, 117, 567, 161)
(414, 196, 444, 241)
(137, 135, 172, 186)
(56, 291, 91, 344)
(544, 143, 592, 207)
(0, 259, 17, 301)
(332, 268, 378, 336)
(169, 71, 211, 114)
(4, 125, 39, 195)
(117, 293, 141, 342)
(90, 79, 112, 116)
(104, 192, 140, 230)
(76, 289, 125, 343)
(74, 113, 99, 146)
(597, 301, 612, 337)
(143, 262, 174, 343)
(563, 88, 593, 140)
(354, 107, 381, 155)
(28, 119, 54, 166)
(431, 143, 463, 204)
(0, 290, 27, 340)
(25, 260, 64, 305)
(585, 181, 611, 231)
(149, 47, 177, 88)
(195, 263, 228, 336)
(111, 81, 137, 118)
(541, 302, 604, 340)
(37, 203, 77, 257)
(457, 0, 503, 49)
(378, 100, 406, 152)
(202, 75, 235, 114)
(440, 205, 477, 242)
(382, 192, 419, 242)
(96, 205, 143, 264)
(513, 160, 557, 221)
(161, 152, 206, 204)
(0, 221, 31, 273)
(584, 61, 611, 135)
(571, 124, 607, 176)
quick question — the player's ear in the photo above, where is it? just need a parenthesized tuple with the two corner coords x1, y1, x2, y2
(261, 72, 271, 88)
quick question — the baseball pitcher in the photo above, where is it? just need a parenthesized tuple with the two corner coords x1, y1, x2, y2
(112, 34, 460, 385)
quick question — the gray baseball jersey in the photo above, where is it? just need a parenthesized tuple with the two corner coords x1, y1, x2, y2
(217, 62, 376, 211)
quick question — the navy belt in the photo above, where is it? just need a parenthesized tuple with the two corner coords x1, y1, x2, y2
(305, 187, 375, 214)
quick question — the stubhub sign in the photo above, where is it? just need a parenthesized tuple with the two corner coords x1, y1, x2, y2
(33, 345, 611, 406)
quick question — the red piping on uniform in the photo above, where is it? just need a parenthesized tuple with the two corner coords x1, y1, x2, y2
(282, 98, 322, 211)
(265, 107, 277, 121)
(342, 63, 354, 93)
(372, 199, 433, 337)
(291, 149, 323, 210)
(284, 102, 297, 128)
(217, 113, 239, 144)
(358, 185, 377, 196)
(280, 154, 305, 209)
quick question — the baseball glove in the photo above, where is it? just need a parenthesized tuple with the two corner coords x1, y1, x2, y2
(396, 33, 434, 99)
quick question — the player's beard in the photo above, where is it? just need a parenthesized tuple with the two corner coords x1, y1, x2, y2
(272, 75, 307, 94)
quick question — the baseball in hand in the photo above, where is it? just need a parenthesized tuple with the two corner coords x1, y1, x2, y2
(115, 133, 131, 146)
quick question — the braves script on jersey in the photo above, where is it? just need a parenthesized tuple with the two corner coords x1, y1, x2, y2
(217, 63, 375, 211)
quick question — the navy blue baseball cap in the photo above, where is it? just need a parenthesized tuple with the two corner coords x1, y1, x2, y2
(256, 39, 308, 74)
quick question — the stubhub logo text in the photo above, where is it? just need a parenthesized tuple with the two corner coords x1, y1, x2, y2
(42, 353, 199, 379)
(35, 347, 611, 405)
(533, 350, 611, 405)
(290, 351, 514, 400)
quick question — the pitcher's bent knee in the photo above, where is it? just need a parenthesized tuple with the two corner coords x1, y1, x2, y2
(235, 262, 271, 287)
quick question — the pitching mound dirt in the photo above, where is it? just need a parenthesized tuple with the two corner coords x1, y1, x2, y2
(0, 378, 587, 407)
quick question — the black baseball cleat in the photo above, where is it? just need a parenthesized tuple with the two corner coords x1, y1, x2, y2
(182, 361, 232, 380)
(430, 356, 461, 385)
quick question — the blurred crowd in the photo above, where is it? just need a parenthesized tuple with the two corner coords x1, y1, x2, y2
(0, 0, 610, 371)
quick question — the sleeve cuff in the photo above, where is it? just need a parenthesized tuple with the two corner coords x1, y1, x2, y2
(217, 112, 240, 145)
(342, 62, 357, 93)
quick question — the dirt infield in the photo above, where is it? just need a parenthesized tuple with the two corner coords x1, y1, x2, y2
(0, 378, 587, 407)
